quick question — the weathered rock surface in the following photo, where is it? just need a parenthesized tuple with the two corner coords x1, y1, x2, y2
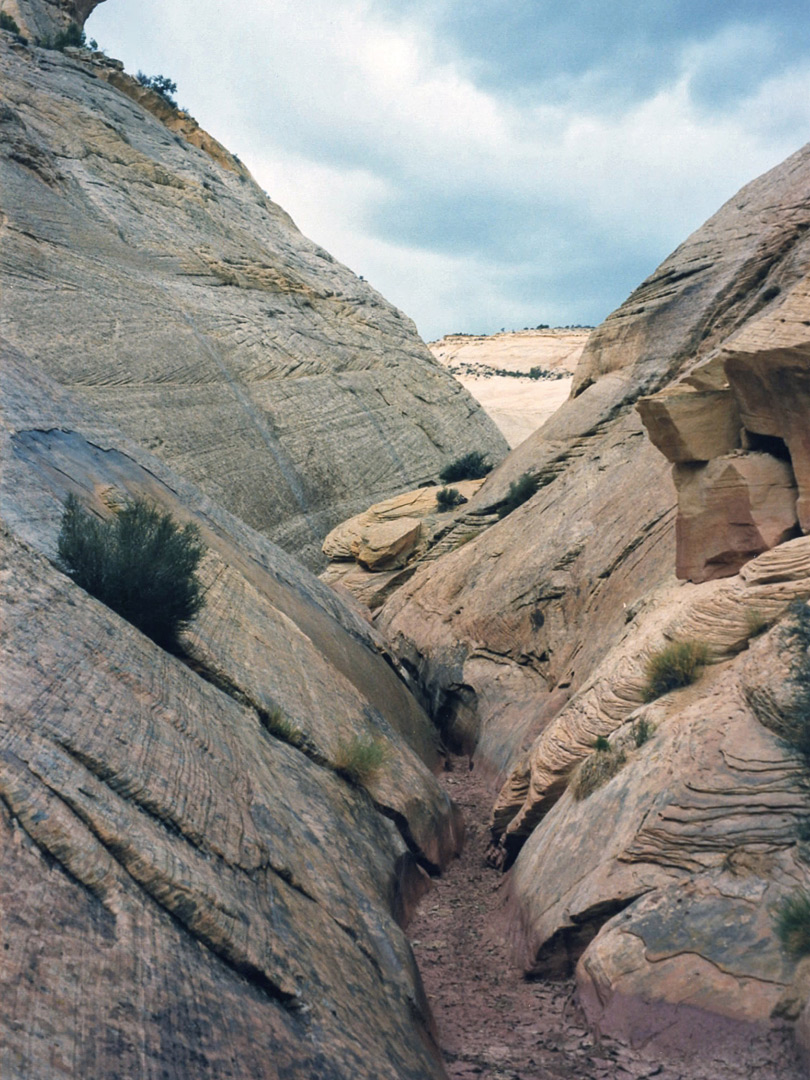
(503, 626, 809, 1067)
(722, 273, 810, 533)
(321, 481, 486, 602)
(489, 536, 810, 853)
(636, 382, 741, 463)
(0, 0, 103, 42)
(0, 340, 461, 1079)
(377, 144, 810, 1062)
(380, 141, 810, 778)
(429, 329, 588, 448)
(672, 452, 799, 581)
(0, 30, 505, 568)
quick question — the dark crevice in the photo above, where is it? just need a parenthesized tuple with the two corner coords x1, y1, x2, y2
(526, 894, 647, 980)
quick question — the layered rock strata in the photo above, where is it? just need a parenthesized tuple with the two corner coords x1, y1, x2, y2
(0, 339, 461, 1080)
(0, 21, 505, 568)
(376, 144, 810, 1061)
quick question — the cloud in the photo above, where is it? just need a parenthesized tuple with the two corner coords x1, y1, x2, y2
(88, 0, 810, 340)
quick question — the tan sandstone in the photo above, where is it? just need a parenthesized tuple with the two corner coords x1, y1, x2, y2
(0, 12, 505, 568)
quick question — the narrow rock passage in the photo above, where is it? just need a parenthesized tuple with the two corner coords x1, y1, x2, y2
(408, 758, 801, 1080)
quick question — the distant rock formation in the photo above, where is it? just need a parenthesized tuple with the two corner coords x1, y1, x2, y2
(429, 328, 589, 447)
(377, 143, 810, 1066)
(0, 21, 506, 567)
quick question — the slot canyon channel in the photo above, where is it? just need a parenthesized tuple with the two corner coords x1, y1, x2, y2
(407, 757, 800, 1080)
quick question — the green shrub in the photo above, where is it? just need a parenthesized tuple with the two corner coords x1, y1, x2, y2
(439, 451, 492, 484)
(334, 735, 389, 787)
(642, 639, 709, 702)
(436, 486, 466, 510)
(136, 71, 178, 106)
(57, 494, 205, 650)
(53, 22, 85, 49)
(497, 472, 538, 519)
(571, 746, 627, 800)
(593, 735, 611, 752)
(258, 706, 304, 748)
(774, 890, 810, 958)
(0, 12, 20, 33)
(632, 716, 654, 747)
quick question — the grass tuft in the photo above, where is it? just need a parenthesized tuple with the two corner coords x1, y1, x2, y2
(632, 716, 654, 747)
(571, 746, 627, 800)
(334, 735, 389, 788)
(774, 890, 810, 959)
(497, 472, 539, 519)
(258, 707, 304, 748)
(642, 639, 709, 702)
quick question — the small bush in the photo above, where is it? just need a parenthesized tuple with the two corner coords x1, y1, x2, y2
(53, 22, 85, 49)
(334, 735, 389, 787)
(593, 735, 611, 752)
(642, 639, 709, 702)
(439, 451, 492, 484)
(258, 706, 304, 748)
(774, 890, 810, 959)
(57, 494, 205, 650)
(632, 716, 654, 747)
(0, 12, 20, 33)
(571, 746, 627, 800)
(436, 486, 466, 510)
(136, 71, 178, 106)
(497, 472, 539, 519)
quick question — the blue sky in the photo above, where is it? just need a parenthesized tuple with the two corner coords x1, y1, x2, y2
(88, 0, 810, 341)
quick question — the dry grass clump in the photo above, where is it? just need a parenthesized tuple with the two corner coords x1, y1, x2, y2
(642, 639, 709, 702)
(258, 706, 305, 748)
(334, 735, 389, 787)
(571, 744, 627, 800)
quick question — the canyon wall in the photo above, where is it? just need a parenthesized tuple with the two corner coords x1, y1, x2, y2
(377, 143, 810, 1063)
(0, 5, 505, 568)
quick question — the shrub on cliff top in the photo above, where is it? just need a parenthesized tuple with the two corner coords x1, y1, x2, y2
(136, 72, 178, 107)
(642, 639, 709, 702)
(57, 494, 205, 650)
(439, 450, 491, 484)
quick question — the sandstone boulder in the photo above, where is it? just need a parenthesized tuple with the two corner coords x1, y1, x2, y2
(352, 517, 423, 570)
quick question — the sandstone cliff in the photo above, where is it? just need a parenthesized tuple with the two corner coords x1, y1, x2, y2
(0, 1, 506, 568)
(377, 144, 810, 1064)
(0, 334, 466, 1079)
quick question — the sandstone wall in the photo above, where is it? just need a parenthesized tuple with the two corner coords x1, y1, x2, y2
(377, 143, 810, 1061)
(0, 32, 506, 568)
(0, 339, 461, 1080)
